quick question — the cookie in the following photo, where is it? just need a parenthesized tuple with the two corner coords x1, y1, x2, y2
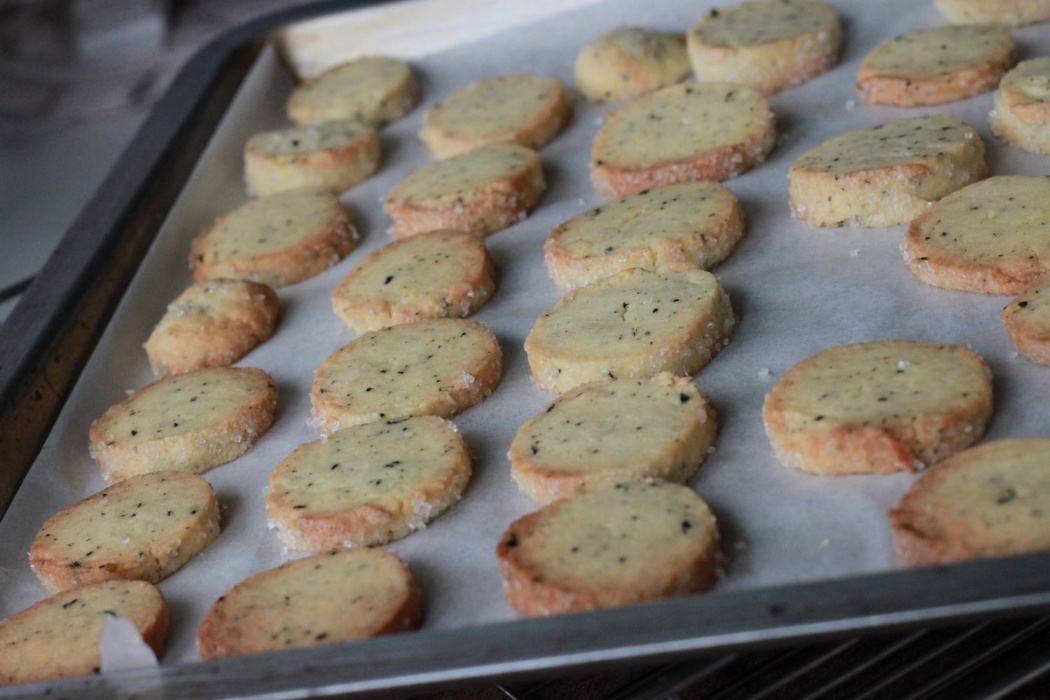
(524, 264, 735, 394)
(197, 549, 421, 659)
(496, 479, 720, 616)
(902, 176, 1050, 295)
(385, 144, 546, 239)
(331, 229, 496, 333)
(244, 120, 380, 197)
(267, 416, 471, 550)
(544, 182, 745, 292)
(421, 74, 573, 158)
(191, 190, 358, 288)
(991, 58, 1050, 156)
(287, 56, 420, 128)
(687, 0, 842, 95)
(311, 318, 502, 432)
(891, 439, 1050, 566)
(590, 83, 776, 197)
(789, 115, 987, 229)
(935, 0, 1050, 26)
(1003, 277, 1050, 365)
(144, 279, 279, 376)
(89, 367, 277, 481)
(763, 340, 993, 476)
(29, 472, 220, 593)
(857, 26, 1016, 107)
(509, 374, 718, 504)
(574, 28, 691, 102)
(0, 581, 167, 686)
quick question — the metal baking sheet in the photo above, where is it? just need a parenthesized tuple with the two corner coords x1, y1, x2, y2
(3, 0, 1050, 695)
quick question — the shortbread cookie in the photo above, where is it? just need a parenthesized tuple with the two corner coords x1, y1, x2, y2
(544, 182, 745, 292)
(421, 74, 573, 158)
(1003, 277, 1050, 365)
(991, 58, 1050, 155)
(267, 416, 471, 550)
(575, 28, 691, 101)
(29, 472, 220, 593)
(144, 279, 279, 376)
(903, 176, 1050, 295)
(524, 265, 735, 394)
(287, 57, 420, 128)
(857, 26, 1015, 107)
(385, 144, 545, 239)
(687, 0, 842, 95)
(935, 0, 1050, 26)
(191, 190, 358, 288)
(497, 480, 720, 616)
(763, 341, 993, 476)
(789, 115, 987, 228)
(311, 318, 501, 432)
(891, 439, 1050, 566)
(0, 581, 167, 686)
(244, 120, 380, 197)
(198, 549, 421, 659)
(89, 367, 277, 481)
(331, 229, 496, 333)
(590, 83, 776, 197)
(509, 374, 718, 504)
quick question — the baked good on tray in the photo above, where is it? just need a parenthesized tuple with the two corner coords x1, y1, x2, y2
(934, 0, 1050, 26)
(991, 58, 1050, 155)
(1002, 276, 1050, 366)
(575, 28, 691, 102)
(287, 56, 420, 128)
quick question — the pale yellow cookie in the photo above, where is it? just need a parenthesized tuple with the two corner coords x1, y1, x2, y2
(590, 83, 776, 197)
(575, 28, 691, 101)
(991, 58, 1050, 155)
(1003, 276, 1050, 365)
(524, 264, 735, 394)
(144, 279, 279, 376)
(311, 318, 502, 432)
(89, 367, 277, 481)
(385, 144, 546, 239)
(544, 182, 745, 292)
(331, 229, 496, 333)
(857, 26, 1015, 107)
(497, 479, 720, 617)
(935, 0, 1050, 26)
(688, 0, 842, 95)
(244, 120, 380, 197)
(763, 340, 993, 476)
(191, 190, 358, 288)
(287, 57, 420, 127)
(421, 74, 573, 158)
(789, 115, 987, 229)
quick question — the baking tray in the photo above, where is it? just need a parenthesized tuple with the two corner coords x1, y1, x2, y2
(3, 0, 1050, 697)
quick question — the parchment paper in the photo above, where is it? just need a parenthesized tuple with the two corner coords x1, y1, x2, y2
(3, 0, 1050, 668)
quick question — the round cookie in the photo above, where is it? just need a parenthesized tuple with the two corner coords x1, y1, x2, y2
(762, 340, 993, 476)
(89, 367, 277, 481)
(496, 479, 720, 616)
(198, 549, 421, 659)
(421, 74, 573, 158)
(267, 416, 471, 550)
(524, 264, 735, 394)
(687, 0, 843, 95)
(385, 144, 546, 239)
(991, 58, 1050, 156)
(857, 26, 1016, 107)
(574, 28, 691, 102)
(244, 120, 380, 197)
(891, 439, 1050, 566)
(590, 83, 776, 197)
(311, 318, 502, 432)
(902, 176, 1050, 295)
(935, 0, 1050, 26)
(29, 472, 220, 593)
(144, 279, 279, 376)
(544, 182, 745, 292)
(331, 229, 496, 333)
(191, 190, 358, 288)
(1002, 277, 1050, 365)
(287, 57, 420, 128)
(509, 374, 718, 504)
(789, 115, 987, 229)
(0, 580, 168, 686)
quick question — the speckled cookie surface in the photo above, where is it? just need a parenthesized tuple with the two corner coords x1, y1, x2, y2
(992, 58, 1050, 155)
(287, 57, 419, 127)
(935, 0, 1050, 26)
(1003, 277, 1050, 365)
(575, 28, 691, 101)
